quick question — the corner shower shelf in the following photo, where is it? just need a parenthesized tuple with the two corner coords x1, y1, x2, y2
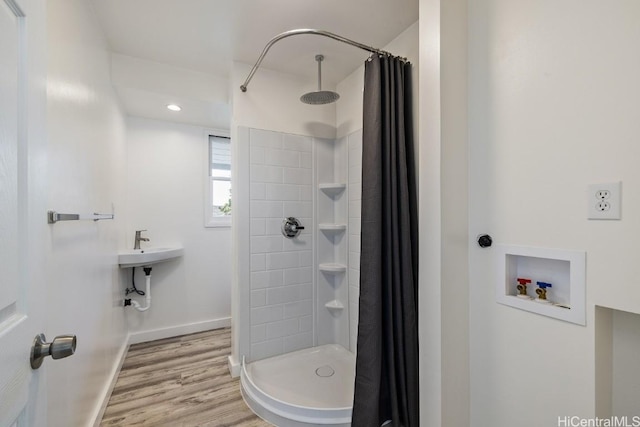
(319, 223, 347, 232)
(319, 263, 347, 273)
(319, 183, 346, 196)
(325, 300, 345, 313)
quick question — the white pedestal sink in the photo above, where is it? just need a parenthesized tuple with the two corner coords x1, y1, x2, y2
(118, 246, 183, 268)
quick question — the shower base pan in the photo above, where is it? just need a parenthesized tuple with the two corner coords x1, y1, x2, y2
(240, 344, 355, 426)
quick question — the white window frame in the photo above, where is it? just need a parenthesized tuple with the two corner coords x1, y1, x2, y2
(204, 129, 232, 228)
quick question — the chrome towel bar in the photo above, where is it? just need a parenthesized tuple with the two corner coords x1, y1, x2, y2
(47, 210, 114, 224)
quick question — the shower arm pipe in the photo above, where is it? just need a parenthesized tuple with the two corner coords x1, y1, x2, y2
(240, 29, 397, 92)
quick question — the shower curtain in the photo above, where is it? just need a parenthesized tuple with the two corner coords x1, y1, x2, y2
(352, 55, 419, 427)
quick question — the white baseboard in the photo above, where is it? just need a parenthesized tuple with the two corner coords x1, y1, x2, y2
(91, 336, 130, 427)
(228, 355, 241, 378)
(128, 317, 231, 345)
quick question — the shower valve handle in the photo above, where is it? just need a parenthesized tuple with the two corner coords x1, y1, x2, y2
(282, 217, 304, 238)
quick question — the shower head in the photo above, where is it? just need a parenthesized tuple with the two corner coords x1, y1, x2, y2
(300, 90, 340, 105)
(300, 55, 340, 105)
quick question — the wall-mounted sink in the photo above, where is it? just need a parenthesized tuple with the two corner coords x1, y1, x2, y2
(118, 246, 184, 268)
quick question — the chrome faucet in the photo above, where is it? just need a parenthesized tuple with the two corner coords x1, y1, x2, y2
(134, 230, 149, 250)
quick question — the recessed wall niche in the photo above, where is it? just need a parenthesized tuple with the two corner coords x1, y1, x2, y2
(495, 244, 586, 325)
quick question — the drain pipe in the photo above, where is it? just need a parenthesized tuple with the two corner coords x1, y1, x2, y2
(124, 267, 152, 312)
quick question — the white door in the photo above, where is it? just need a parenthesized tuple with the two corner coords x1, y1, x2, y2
(0, 0, 47, 425)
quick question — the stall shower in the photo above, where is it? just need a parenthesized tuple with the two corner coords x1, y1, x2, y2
(233, 28, 417, 427)
(235, 127, 363, 426)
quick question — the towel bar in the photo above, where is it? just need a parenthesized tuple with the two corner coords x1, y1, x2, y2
(47, 210, 114, 224)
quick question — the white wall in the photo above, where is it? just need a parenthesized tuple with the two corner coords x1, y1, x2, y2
(125, 117, 232, 340)
(440, 1, 470, 425)
(232, 62, 337, 140)
(417, 0, 470, 425)
(469, 1, 640, 425)
(46, 1, 128, 425)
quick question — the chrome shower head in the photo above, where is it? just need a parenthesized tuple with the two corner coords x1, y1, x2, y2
(300, 54, 340, 105)
(300, 90, 340, 105)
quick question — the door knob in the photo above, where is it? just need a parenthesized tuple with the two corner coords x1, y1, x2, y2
(30, 333, 77, 369)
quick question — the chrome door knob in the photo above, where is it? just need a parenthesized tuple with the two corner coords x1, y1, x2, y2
(30, 333, 77, 369)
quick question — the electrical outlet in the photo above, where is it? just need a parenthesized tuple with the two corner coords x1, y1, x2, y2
(588, 182, 621, 220)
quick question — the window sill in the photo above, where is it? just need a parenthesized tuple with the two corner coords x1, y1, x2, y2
(205, 217, 231, 228)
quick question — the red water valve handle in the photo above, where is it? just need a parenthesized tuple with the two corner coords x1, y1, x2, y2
(517, 278, 532, 285)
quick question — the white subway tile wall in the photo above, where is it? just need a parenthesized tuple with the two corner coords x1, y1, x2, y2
(251, 289, 267, 307)
(348, 130, 363, 352)
(250, 254, 266, 272)
(249, 129, 314, 360)
(300, 152, 313, 169)
(284, 332, 314, 353)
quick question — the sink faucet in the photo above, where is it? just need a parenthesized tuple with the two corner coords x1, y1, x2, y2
(134, 230, 149, 250)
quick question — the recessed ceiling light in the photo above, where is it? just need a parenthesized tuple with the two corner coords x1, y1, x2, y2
(166, 104, 182, 112)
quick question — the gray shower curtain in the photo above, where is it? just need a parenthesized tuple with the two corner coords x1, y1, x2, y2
(352, 55, 419, 427)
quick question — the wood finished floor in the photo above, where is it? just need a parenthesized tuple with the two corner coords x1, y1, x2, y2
(100, 328, 272, 427)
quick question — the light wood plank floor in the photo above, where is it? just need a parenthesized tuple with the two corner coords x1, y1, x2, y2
(100, 328, 272, 427)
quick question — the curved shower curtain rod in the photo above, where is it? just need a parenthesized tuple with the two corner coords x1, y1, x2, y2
(239, 29, 404, 92)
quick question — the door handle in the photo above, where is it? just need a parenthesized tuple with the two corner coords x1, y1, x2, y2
(30, 333, 76, 369)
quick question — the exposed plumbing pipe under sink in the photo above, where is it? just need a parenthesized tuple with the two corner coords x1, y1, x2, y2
(125, 267, 152, 312)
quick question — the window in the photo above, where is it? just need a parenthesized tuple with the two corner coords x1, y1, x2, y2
(206, 134, 231, 227)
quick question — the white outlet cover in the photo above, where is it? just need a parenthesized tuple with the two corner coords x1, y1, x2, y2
(587, 181, 621, 220)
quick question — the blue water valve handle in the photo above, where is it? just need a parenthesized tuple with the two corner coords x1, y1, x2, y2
(537, 281, 553, 289)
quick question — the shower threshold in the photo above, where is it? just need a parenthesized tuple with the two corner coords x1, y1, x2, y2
(240, 344, 355, 427)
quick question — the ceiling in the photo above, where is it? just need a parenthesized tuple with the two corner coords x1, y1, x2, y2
(90, 0, 418, 127)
